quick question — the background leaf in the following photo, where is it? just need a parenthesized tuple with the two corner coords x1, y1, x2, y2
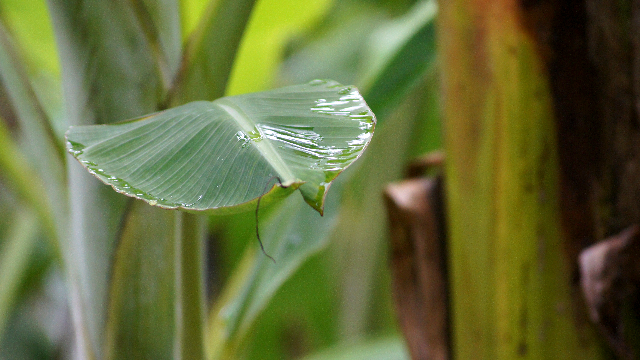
(179, 0, 209, 40)
(0, 115, 58, 253)
(104, 200, 176, 360)
(361, 0, 437, 120)
(206, 180, 340, 359)
(0, 20, 65, 244)
(47, 0, 170, 357)
(131, 0, 183, 87)
(0, 208, 38, 342)
(170, 0, 258, 105)
(226, 0, 333, 95)
(300, 336, 409, 360)
(0, 0, 59, 76)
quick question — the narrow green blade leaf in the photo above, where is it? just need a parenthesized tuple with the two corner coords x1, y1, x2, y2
(0, 0, 59, 76)
(0, 208, 39, 343)
(0, 116, 58, 255)
(206, 183, 340, 359)
(104, 201, 176, 360)
(225, 0, 332, 96)
(129, 0, 183, 86)
(362, 0, 437, 120)
(65, 80, 376, 214)
(47, 0, 166, 357)
(0, 20, 66, 236)
(171, 0, 257, 104)
(179, 0, 209, 40)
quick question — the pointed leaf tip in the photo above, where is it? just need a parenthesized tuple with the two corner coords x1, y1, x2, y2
(66, 80, 376, 215)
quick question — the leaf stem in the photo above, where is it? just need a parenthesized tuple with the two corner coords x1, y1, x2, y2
(175, 212, 206, 360)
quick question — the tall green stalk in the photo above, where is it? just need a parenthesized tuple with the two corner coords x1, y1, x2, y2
(169, 2, 258, 358)
(440, 0, 606, 358)
(175, 212, 206, 360)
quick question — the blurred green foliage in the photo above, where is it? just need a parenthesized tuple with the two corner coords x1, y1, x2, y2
(0, 0, 439, 358)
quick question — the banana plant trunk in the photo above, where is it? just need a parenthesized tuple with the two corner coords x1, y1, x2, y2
(439, 0, 609, 358)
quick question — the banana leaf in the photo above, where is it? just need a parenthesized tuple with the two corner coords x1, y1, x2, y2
(65, 80, 376, 215)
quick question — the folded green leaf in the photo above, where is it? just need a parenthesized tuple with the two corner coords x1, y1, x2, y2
(65, 80, 375, 214)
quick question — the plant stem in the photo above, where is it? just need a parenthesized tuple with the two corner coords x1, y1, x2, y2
(175, 212, 206, 360)
(440, 0, 607, 357)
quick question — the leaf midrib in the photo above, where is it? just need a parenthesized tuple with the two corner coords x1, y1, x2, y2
(213, 98, 297, 184)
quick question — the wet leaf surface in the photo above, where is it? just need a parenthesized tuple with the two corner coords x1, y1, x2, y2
(66, 80, 375, 214)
